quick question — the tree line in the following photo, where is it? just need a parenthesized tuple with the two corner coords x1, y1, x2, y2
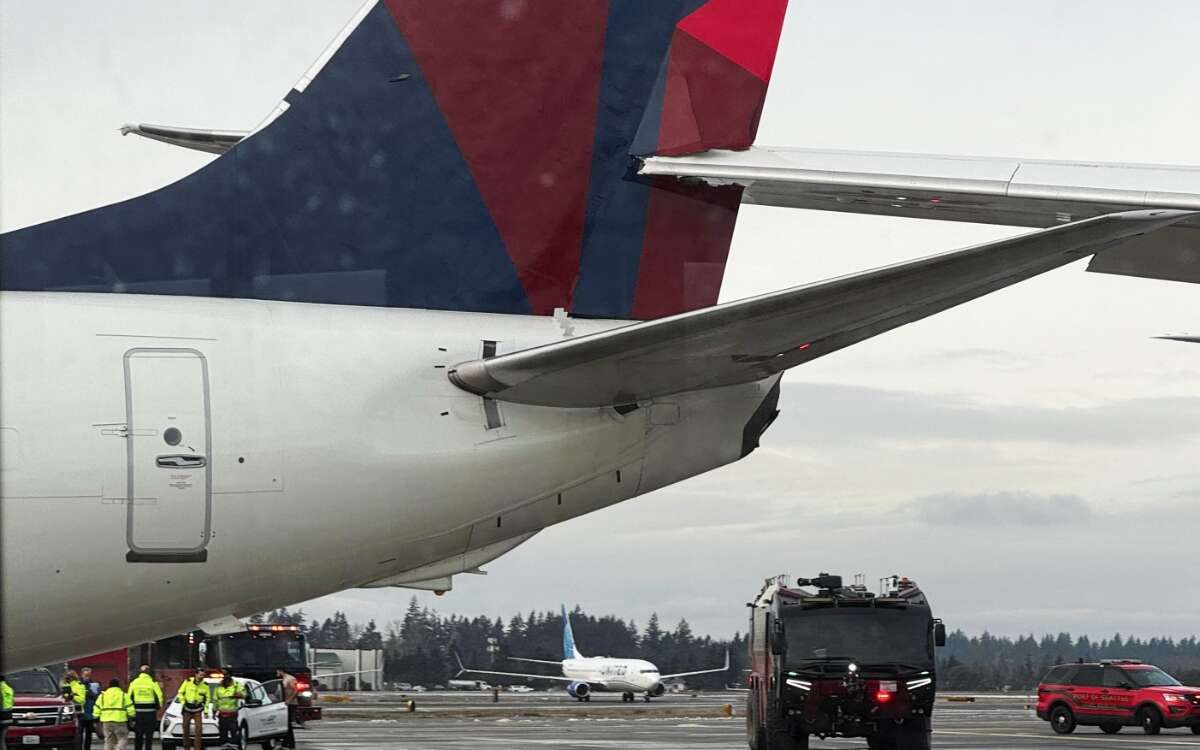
(252, 602, 1200, 691)
(939, 630, 1200, 691)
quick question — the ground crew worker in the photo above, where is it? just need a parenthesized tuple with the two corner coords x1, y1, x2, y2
(126, 666, 163, 750)
(62, 669, 90, 750)
(92, 678, 133, 750)
(78, 667, 100, 750)
(212, 672, 245, 748)
(276, 669, 298, 749)
(1, 674, 15, 747)
(63, 669, 86, 708)
(175, 669, 210, 750)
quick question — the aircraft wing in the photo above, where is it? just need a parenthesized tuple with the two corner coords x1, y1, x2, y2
(660, 651, 730, 681)
(449, 210, 1193, 407)
(1158, 335, 1200, 343)
(640, 147, 1200, 285)
(509, 657, 569, 667)
(454, 653, 576, 684)
(120, 123, 248, 155)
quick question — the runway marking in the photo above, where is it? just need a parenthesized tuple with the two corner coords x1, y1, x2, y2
(936, 729, 1200, 745)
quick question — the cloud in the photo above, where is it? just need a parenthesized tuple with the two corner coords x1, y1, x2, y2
(769, 383, 1200, 446)
(904, 491, 1093, 527)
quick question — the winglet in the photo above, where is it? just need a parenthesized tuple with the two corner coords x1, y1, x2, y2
(562, 605, 583, 660)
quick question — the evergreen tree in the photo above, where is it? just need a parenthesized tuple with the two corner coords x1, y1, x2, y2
(357, 619, 384, 650)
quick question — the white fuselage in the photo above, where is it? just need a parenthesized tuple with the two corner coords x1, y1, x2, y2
(562, 656, 663, 694)
(0, 292, 777, 671)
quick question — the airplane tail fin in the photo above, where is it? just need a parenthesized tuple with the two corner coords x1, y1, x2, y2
(562, 605, 584, 660)
(1, 1, 789, 320)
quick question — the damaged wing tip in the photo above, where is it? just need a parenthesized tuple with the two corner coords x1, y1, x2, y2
(1118, 208, 1200, 223)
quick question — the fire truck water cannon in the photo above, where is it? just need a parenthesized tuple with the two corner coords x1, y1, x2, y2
(746, 572, 946, 750)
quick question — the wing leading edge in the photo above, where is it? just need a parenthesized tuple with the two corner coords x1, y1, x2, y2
(660, 651, 730, 681)
(640, 146, 1200, 286)
(449, 210, 1194, 407)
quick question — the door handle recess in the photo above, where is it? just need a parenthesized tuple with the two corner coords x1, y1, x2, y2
(156, 454, 207, 468)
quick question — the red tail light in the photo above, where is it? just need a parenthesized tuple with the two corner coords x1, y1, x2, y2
(875, 690, 893, 703)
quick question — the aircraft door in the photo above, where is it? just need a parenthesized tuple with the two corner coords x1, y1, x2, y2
(124, 348, 212, 562)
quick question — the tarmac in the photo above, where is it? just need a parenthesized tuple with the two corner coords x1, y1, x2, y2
(293, 691, 1200, 749)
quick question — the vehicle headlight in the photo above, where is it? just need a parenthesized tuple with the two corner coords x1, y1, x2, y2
(1164, 693, 1189, 703)
(60, 705, 75, 720)
(906, 677, 933, 690)
(300, 690, 313, 698)
(785, 679, 812, 691)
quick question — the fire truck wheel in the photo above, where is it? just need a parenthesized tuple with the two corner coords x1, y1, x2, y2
(1138, 706, 1162, 735)
(764, 702, 807, 750)
(897, 717, 931, 750)
(746, 692, 761, 750)
(1049, 705, 1076, 734)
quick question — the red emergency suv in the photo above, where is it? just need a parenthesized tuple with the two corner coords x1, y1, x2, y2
(4, 669, 77, 748)
(1036, 660, 1200, 735)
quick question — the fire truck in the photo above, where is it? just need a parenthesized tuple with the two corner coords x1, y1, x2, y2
(69, 624, 320, 722)
(746, 573, 946, 750)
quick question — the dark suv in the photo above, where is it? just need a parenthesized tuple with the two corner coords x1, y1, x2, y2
(1036, 660, 1200, 735)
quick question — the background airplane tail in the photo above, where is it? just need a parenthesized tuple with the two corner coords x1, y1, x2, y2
(562, 605, 584, 660)
(1, 0, 789, 320)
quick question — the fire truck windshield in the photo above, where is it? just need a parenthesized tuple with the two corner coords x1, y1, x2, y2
(782, 606, 933, 670)
(211, 632, 306, 670)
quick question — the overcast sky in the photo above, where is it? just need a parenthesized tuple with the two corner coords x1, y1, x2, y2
(3, 1, 1197, 642)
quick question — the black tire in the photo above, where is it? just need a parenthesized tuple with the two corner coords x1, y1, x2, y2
(868, 725, 895, 750)
(763, 700, 806, 750)
(261, 740, 274, 750)
(1050, 705, 1076, 735)
(746, 691, 761, 750)
(897, 716, 932, 750)
(1099, 722, 1121, 734)
(1138, 706, 1162, 735)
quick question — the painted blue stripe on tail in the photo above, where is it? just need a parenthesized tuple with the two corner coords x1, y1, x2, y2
(572, 0, 704, 319)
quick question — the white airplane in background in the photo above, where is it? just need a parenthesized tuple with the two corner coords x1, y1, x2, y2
(2, 0, 1198, 672)
(457, 606, 727, 703)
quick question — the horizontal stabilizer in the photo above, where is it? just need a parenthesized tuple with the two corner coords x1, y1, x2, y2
(449, 210, 1194, 407)
(641, 146, 1200, 285)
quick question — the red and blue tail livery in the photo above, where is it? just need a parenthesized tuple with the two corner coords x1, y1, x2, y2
(1, 0, 787, 319)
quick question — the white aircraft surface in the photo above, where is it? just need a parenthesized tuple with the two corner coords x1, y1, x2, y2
(2, 1, 1198, 672)
(457, 606, 727, 702)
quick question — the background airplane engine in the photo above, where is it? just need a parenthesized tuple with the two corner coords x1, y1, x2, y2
(566, 681, 590, 699)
